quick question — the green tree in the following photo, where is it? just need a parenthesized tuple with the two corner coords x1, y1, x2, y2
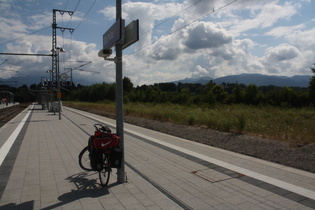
(123, 77, 133, 93)
(178, 87, 191, 104)
(244, 84, 261, 105)
(202, 81, 216, 104)
(212, 85, 227, 103)
(19, 84, 29, 91)
(308, 64, 315, 105)
(309, 76, 315, 105)
(30, 84, 37, 90)
(204, 81, 215, 93)
(107, 84, 116, 101)
(231, 83, 244, 103)
(144, 86, 160, 102)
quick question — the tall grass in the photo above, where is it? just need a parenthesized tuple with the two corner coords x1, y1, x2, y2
(65, 101, 116, 113)
(64, 101, 315, 146)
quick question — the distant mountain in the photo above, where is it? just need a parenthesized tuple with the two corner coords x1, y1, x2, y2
(174, 74, 312, 87)
(173, 76, 213, 85)
(0, 77, 39, 88)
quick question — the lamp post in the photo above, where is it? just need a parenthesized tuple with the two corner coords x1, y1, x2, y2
(46, 70, 54, 108)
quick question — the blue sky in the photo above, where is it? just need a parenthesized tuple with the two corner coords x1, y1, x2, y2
(0, 0, 314, 87)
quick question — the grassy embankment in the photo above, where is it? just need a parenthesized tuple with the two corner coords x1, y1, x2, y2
(64, 101, 315, 146)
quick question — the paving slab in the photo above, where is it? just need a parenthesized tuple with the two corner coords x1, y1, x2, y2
(0, 104, 314, 209)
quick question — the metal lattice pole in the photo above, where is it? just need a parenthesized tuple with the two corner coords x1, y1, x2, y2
(51, 9, 74, 105)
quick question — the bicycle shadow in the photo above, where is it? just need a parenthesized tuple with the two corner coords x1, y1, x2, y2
(41, 172, 120, 210)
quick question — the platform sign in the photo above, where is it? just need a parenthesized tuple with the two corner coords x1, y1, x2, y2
(44, 81, 74, 88)
(122, 19, 139, 50)
(103, 18, 125, 49)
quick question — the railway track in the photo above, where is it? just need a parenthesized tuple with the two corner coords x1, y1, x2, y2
(0, 104, 30, 128)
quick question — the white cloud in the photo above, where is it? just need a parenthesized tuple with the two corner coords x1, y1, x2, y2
(265, 24, 306, 38)
(264, 44, 300, 63)
(150, 35, 181, 60)
(0, 65, 21, 79)
(286, 28, 315, 51)
(224, 1, 298, 36)
(0, 17, 28, 41)
(109, 0, 313, 85)
(262, 44, 303, 74)
(191, 65, 209, 78)
(1, 0, 314, 87)
(265, 26, 315, 75)
(100, 2, 183, 49)
(0, 0, 12, 14)
(139, 20, 233, 62)
(203, 38, 265, 78)
(182, 21, 233, 50)
(1, 33, 117, 85)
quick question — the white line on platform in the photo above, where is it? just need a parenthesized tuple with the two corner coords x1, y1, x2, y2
(0, 105, 33, 166)
(68, 108, 315, 200)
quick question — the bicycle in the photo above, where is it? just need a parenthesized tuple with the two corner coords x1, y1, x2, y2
(78, 124, 121, 187)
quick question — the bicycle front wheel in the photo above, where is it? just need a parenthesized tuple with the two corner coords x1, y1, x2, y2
(78, 146, 93, 171)
(99, 154, 111, 187)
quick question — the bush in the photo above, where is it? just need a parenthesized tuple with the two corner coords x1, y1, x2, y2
(235, 114, 246, 133)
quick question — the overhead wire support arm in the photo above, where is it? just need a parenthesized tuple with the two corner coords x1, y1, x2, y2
(64, 61, 94, 82)
(55, 27, 75, 33)
(0, 59, 9, 66)
(53, 9, 74, 16)
(76, 69, 100, 74)
(64, 61, 92, 73)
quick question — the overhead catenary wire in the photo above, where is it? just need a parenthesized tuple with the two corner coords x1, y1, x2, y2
(61, 60, 92, 63)
(73, 0, 81, 12)
(141, 0, 203, 37)
(61, 0, 96, 65)
(75, 0, 97, 30)
(170, 0, 238, 37)
(126, 0, 238, 58)
(63, 0, 96, 34)
(0, 69, 19, 72)
(1, 0, 238, 81)
(0, 52, 52, 56)
(103, 0, 207, 70)
(61, 0, 81, 29)
(67, 61, 92, 71)
(60, 0, 80, 28)
(67, 0, 234, 68)
(0, 26, 51, 47)
(0, 59, 9, 66)
(101, 0, 238, 71)
(64, 0, 69, 10)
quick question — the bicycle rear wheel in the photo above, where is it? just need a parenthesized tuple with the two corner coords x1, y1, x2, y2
(99, 154, 111, 187)
(78, 146, 93, 171)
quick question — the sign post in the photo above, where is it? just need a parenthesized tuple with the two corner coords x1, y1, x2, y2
(100, 0, 139, 184)
(115, 0, 125, 184)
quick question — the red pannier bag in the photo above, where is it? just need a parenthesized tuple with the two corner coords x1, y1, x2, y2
(90, 133, 120, 151)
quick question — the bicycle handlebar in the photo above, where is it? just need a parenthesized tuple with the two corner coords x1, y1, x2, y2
(94, 123, 111, 133)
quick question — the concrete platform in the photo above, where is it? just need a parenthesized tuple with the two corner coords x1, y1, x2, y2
(0, 103, 314, 209)
(0, 102, 19, 109)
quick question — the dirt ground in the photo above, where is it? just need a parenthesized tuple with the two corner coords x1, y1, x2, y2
(87, 108, 315, 174)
